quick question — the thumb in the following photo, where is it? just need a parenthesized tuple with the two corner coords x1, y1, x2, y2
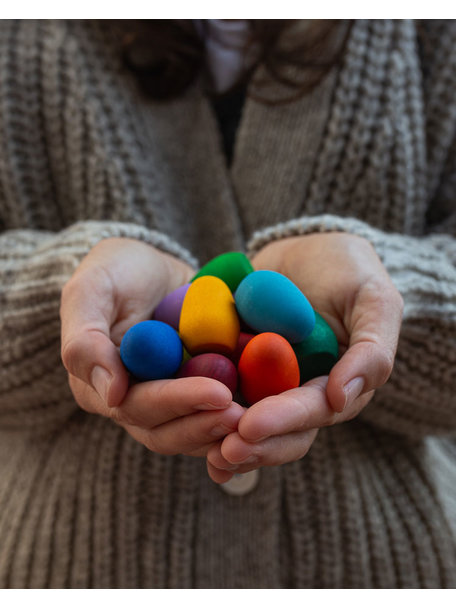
(60, 269, 129, 408)
(326, 278, 403, 413)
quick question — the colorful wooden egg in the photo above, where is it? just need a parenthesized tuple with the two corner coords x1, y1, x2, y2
(293, 311, 339, 383)
(191, 251, 254, 292)
(179, 275, 240, 356)
(182, 346, 192, 364)
(153, 283, 190, 330)
(120, 320, 182, 381)
(176, 353, 238, 394)
(230, 331, 256, 365)
(238, 332, 300, 405)
(235, 270, 315, 343)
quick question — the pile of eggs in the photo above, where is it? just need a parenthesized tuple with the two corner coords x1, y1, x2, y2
(120, 252, 339, 406)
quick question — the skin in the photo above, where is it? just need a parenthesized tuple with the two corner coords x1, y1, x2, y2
(60, 238, 244, 458)
(207, 233, 403, 482)
(60, 233, 403, 482)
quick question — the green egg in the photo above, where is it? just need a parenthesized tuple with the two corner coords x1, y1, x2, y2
(293, 312, 339, 383)
(181, 345, 192, 364)
(191, 251, 254, 292)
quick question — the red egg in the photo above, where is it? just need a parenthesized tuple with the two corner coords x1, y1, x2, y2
(229, 331, 256, 365)
(238, 332, 300, 405)
(176, 353, 238, 394)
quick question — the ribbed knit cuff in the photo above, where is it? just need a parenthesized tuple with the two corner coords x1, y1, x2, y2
(247, 214, 456, 438)
(0, 220, 198, 431)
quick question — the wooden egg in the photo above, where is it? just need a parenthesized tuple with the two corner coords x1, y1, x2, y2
(176, 353, 238, 394)
(191, 251, 254, 292)
(179, 276, 240, 356)
(182, 346, 192, 364)
(153, 283, 190, 330)
(238, 332, 300, 405)
(293, 311, 339, 383)
(235, 270, 315, 343)
(120, 320, 183, 381)
(229, 331, 256, 365)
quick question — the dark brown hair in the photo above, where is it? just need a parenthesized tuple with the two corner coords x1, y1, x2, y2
(121, 20, 352, 104)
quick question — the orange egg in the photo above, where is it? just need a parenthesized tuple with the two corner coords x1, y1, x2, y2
(238, 332, 300, 405)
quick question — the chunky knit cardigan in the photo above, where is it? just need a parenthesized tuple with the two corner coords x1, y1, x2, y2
(1, 19, 456, 589)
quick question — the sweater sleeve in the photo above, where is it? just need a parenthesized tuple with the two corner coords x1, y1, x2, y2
(247, 214, 456, 439)
(0, 220, 198, 432)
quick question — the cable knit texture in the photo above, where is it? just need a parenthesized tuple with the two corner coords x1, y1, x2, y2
(0, 19, 456, 588)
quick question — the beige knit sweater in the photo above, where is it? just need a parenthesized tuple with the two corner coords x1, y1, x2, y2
(1, 19, 456, 588)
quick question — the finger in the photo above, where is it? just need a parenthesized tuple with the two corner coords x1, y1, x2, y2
(187, 442, 223, 458)
(237, 376, 374, 443)
(207, 427, 319, 471)
(69, 375, 233, 426)
(61, 267, 129, 408)
(206, 461, 235, 484)
(70, 374, 235, 457)
(327, 278, 403, 412)
(119, 377, 233, 427)
(207, 441, 240, 472)
(121, 402, 245, 456)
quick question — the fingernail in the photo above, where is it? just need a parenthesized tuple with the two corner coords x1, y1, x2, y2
(343, 377, 364, 410)
(194, 401, 231, 411)
(210, 424, 232, 437)
(239, 454, 259, 465)
(221, 463, 240, 471)
(91, 366, 112, 405)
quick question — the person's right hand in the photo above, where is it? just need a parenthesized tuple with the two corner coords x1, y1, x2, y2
(60, 238, 244, 457)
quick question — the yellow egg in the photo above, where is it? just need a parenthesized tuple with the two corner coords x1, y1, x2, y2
(179, 276, 240, 356)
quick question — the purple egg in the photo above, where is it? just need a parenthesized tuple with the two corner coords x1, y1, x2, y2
(153, 283, 190, 330)
(176, 353, 238, 395)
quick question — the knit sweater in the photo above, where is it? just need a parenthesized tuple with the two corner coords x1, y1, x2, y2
(1, 19, 456, 588)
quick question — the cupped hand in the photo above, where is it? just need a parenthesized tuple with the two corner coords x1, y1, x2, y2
(60, 237, 244, 458)
(207, 232, 403, 483)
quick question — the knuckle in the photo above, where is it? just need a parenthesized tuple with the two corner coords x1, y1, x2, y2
(145, 436, 178, 456)
(299, 383, 337, 429)
(382, 281, 403, 306)
(61, 336, 82, 373)
(293, 431, 318, 462)
(108, 406, 126, 426)
(134, 426, 182, 456)
(186, 446, 209, 458)
(376, 281, 404, 318)
(322, 410, 339, 428)
(60, 275, 82, 311)
(179, 423, 202, 450)
(68, 375, 90, 412)
(374, 346, 395, 385)
(291, 444, 312, 464)
(61, 328, 110, 381)
(108, 403, 137, 428)
(138, 431, 159, 454)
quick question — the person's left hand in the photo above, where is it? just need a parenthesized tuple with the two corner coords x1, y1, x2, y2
(206, 232, 404, 483)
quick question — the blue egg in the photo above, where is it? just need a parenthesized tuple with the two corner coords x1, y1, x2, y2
(234, 270, 315, 343)
(120, 320, 183, 381)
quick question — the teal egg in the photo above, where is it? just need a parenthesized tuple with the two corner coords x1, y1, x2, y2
(234, 270, 315, 343)
(292, 312, 339, 383)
